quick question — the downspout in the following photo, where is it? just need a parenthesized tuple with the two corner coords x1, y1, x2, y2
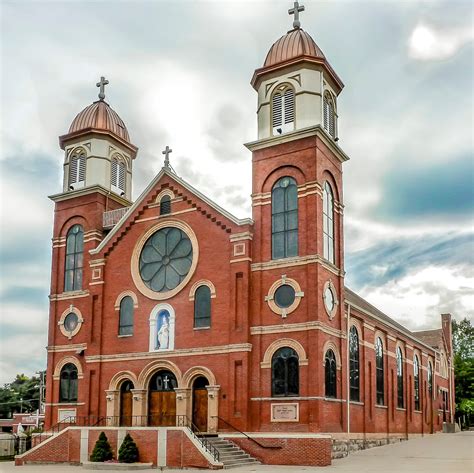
(346, 302, 351, 436)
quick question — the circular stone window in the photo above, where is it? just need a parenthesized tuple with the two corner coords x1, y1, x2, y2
(274, 284, 296, 308)
(323, 281, 338, 319)
(58, 307, 83, 339)
(139, 227, 193, 292)
(64, 312, 79, 332)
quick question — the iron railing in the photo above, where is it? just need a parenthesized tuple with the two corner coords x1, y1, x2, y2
(103, 207, 130, 229)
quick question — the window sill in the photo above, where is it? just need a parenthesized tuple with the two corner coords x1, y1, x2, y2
(194, 326, 210, 330)
(350, 401, 364, 406)
(118, 334, 133, 338)
(414, 410, 422, 414)
(375, 404, 388, 409)
(396, 407, 406, 411)
(324, 397, 342, 403)
(58, 401, 80, 405)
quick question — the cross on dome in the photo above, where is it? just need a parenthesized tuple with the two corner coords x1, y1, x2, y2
(96, 76, 109, 101)
(162, 145, 173, 169)
(288, 1, 305, 29)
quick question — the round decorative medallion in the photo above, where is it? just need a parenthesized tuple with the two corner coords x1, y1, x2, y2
(323, 280, 339, 319)
(58, 307, 83, 339)
(131, 220, 199, 300)
(274, 284, 296, 308)
(139, 227, 193, 292)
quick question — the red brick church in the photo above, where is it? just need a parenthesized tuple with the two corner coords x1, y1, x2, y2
(20, 2, 455, 468)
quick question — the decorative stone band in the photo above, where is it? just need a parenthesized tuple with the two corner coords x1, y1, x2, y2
(251, 254, 343, 276)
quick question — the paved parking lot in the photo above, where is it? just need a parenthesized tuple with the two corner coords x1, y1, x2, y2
(1, 432, 472, 473)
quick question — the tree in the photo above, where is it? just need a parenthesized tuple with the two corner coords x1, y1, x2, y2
(90, 432, 114, 462)
(452, 318, 474, 428)
(0, 373, 44, 418)
(118, 433, 139, 463)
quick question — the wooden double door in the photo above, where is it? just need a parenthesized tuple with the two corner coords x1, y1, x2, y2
(148, 370, 177, 426)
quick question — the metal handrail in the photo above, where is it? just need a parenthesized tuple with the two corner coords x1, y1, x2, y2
(212, 416, 282, 449)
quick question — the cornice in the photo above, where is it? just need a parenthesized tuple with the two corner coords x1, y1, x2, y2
(49, 184, 132, 207)
(244, 125, 350, 163)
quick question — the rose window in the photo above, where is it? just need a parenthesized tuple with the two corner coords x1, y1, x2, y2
(139, 227, 193, 292)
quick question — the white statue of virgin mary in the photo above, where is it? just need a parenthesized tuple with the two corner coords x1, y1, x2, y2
(156, 313, 170, 350)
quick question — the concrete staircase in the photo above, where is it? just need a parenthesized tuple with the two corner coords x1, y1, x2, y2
(205, 437, 260, 469)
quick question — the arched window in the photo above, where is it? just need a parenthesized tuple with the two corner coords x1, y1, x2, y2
(397, 347, 404, 408)
(325, 349, 337, 398)
(69, 151, 86, 189)
(414, 355, 420, 411)
(375, 337, 384, 405)
(60, 363, 78, 402)
(119, 296, 134, 336)
(194, 285, 211, 328)
(160, 195, 171, 215)
(428, 361, 433, 398)
(272, 347, 299, 397)
(111, 157, 126, 194)
(323, 181, 335, 264)
(64, 224, 84, 292)
(272, 176, 298, 260)
(272, 85, 295, 135)
(349, 326, 360, 402)
(323, 91, 336, 139)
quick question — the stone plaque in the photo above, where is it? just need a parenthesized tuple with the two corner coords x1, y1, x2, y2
(271, 403, 299, 422)
(57, 409, 76, 422)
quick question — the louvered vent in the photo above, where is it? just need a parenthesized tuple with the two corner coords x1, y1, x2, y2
(111, 159, 118, 187)
(323, 93, 336, 139)
(118, 161, 126, 191)
(69, 155, 78, 185)
(284, 89, 295, 124)
(78, 155, 86, 182)
(272, 93, 283, 128)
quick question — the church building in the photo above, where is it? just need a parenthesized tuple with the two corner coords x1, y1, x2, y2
(19, 3, 455, 468)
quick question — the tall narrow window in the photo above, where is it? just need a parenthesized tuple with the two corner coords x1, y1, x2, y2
(69, 151, 86, 189)
(64, 224, 84, 292)
(194, 285, 211, 328)
(272, 347, 299, 397)
(428, 361, 433, 398)
(272, 85, 295, 135)
(375, 337, 384, 405)
(111, 158, 126, 194)
(323, 92, 336, 139)
(414, 355, 420, 411)
(160, 195, 171, 215)
(60, 363, 78, 402)
(349, 326, 360, 402)
(325, 349, 337, 398)
(272, 176, 298, 260)
(323, 181, 335, 264)
(397, 347, 404, 408)
(119, 296, 134, 336)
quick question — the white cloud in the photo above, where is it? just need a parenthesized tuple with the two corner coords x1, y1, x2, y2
(408, 22, 473, 61)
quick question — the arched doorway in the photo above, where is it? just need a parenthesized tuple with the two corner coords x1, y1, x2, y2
(192, 376, 209, 432)
(148, 370, 177, 426)
(119, 380, 134, 426)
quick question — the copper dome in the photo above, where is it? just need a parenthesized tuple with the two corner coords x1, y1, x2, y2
(68, 100, 130, 143)
(264, 28, 325, 67)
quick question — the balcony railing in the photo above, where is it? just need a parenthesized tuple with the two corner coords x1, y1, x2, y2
(103, 207, 130, 229)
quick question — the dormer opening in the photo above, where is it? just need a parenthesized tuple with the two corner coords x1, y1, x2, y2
(111, 155, 126, 196)
(68, 149, 86, 190)
(272, 84, 295, 135)
(323, 91, 337, 139)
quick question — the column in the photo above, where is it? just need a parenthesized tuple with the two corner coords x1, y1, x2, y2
(175, 388, 191, 426)
(131, 389, 147, 426)
(206, 385, 220, 433)
(105, 390, 119, 426)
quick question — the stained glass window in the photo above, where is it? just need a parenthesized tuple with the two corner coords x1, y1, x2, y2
(397, 347, 404, 408)
(194, 285, 211, 328)
(349, 326, 360, 402)
(272, 176, 298, 259)
(274, 284, 296, 308)
(272, 347, 299, 397)
(375, 337, 384, 405)
(428, 361, 433, 397)
(64, 224, 84, 292)
(160, 196, 171, 215)
(323, 182, 335, 264)
(414, 355, 420, 410)
(139, 227, 193, 292)
(60, 363, 78, 402)
(119, 296, 134, 336)
(64, 313, 79, 333)
(325, 349, 337, 398)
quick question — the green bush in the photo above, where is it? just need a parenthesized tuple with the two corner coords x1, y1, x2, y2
(118, 433, 139, 463)
(90, 432, 113, 462)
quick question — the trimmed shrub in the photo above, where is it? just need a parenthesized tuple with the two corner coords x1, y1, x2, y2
(118, 433, 139, 463)
(90, 432, 113, 462)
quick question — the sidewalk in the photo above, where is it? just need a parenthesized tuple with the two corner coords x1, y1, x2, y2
(1, 432, 472, 473)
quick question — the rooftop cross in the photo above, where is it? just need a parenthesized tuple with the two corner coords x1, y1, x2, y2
(288, 1, 305, 29)
(96, 76, 109, 101)
(162, 145, 173, 169)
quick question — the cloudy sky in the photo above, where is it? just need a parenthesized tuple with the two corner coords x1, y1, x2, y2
(0, 0, 473, 385)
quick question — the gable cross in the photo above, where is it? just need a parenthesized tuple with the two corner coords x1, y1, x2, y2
(162, 145, 172, 169)
(288, 1, 305, 29)
(96, 76, 109, 101)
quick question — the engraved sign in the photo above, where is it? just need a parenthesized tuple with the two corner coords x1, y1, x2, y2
(58, 409, 76, 423)
(271, 403, 299, 422)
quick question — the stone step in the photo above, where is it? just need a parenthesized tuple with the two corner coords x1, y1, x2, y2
(223, 460, 260, 469)
(220, 453, 252, 460)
